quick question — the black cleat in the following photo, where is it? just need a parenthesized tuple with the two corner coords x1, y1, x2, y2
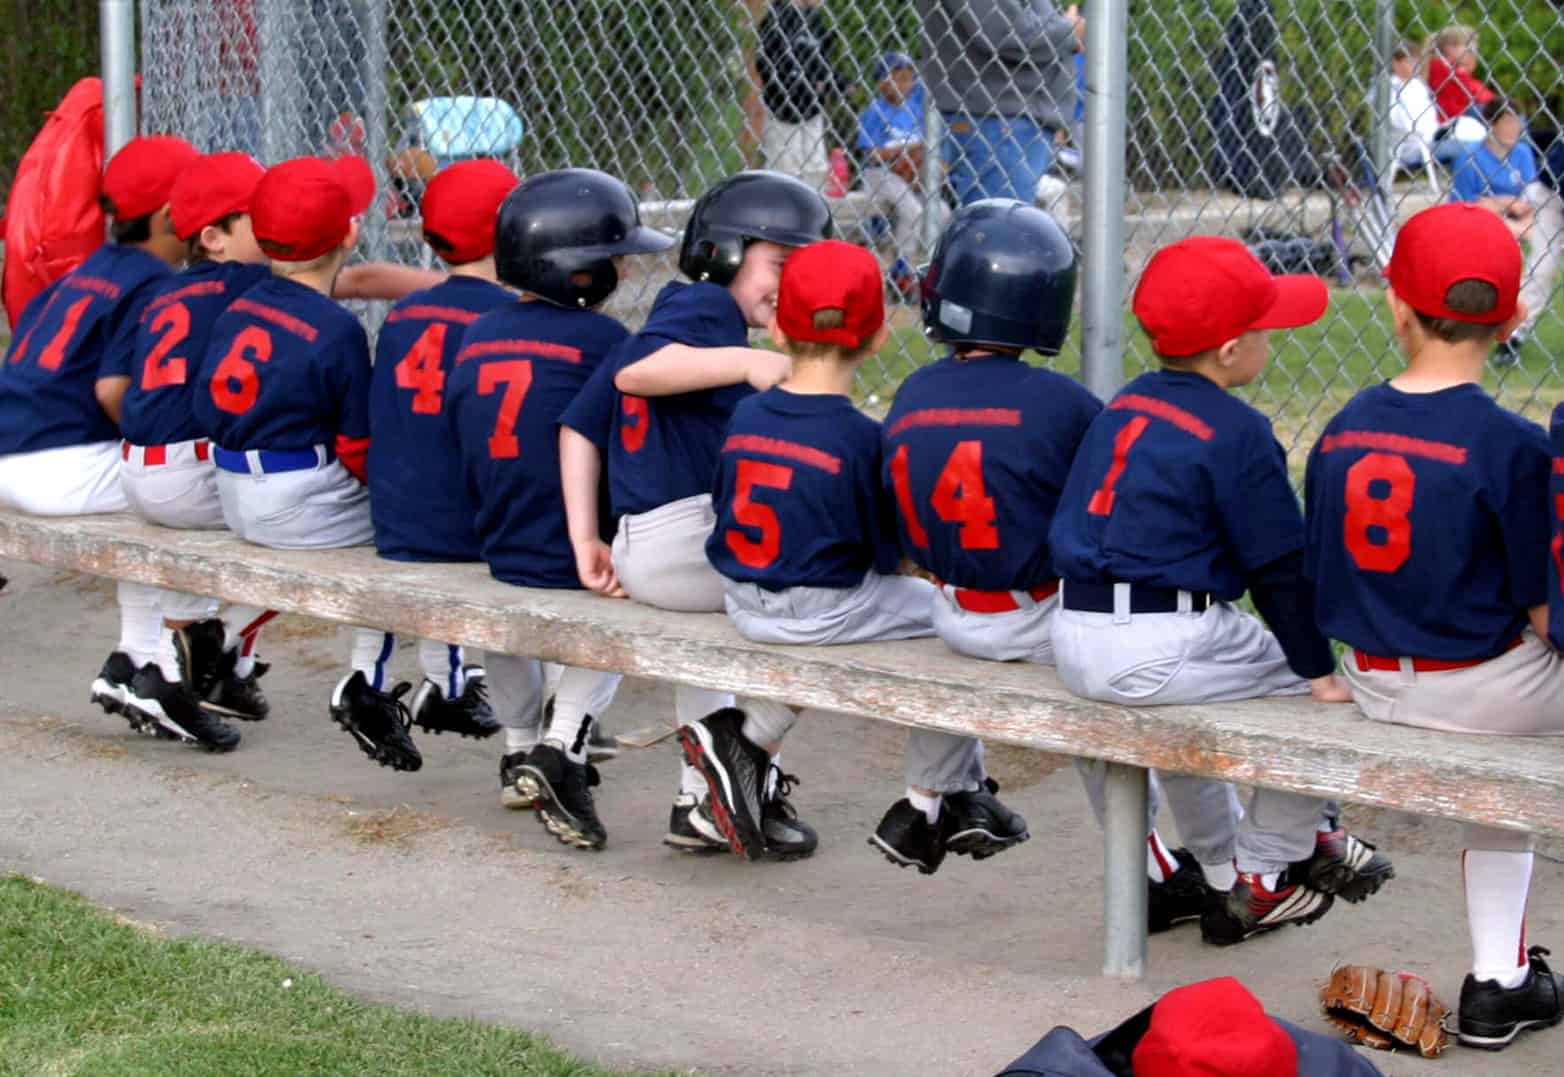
(127, 665, 240, 751)
(203, 652, 270, 721)
(517, 743, 607, 850)
(869, 799, 948, 875)
(1459, 946, 1564, 1050)
(761, 767, 816, 861)
(586, 721, 620, 764)
(663, 793, 727, 854)
(944, 778, 1029, 859)
(1296, 826, 1394, 903)
(330, 672, 422, 772)
(1200, 870, 1333, 947)
(678, 708, 768, 860)
(500, 749, 539, 810)
(1149, 847, 1210, 934)
(174, 619, 228, 698)
(410, 674, 500, 739)
(89, 650, 140, 722)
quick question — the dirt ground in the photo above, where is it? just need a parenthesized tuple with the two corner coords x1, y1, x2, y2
(1, 560, 1560, 1076)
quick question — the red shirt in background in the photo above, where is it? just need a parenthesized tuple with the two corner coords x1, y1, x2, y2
(1427, 54, 1496, 124)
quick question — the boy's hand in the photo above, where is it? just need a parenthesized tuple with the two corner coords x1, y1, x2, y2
(1308, 674, 1352, 703)
(573, 539, 626, 598)
(747, 349, 792, 391)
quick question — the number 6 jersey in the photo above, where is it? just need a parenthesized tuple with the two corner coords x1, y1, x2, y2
(1304, 382, 1551, 661)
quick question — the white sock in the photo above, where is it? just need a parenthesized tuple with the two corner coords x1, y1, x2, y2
(907, 787, 941, 824)
(503, 728, 535, 754)
(1200, 860, 1238, 892)
(680, 762, 709, 797)
(222, 606, 273, 678)
(1147, 831, 1178, 884)
(1466, 849, 1533, 988)
(766, 753, 782, 798)
(350, 629, 395, 690)
(116, 583, 164, 668)
(153, 627, 182, 683)
(546, 705, 592, 764)
(740, 700, 797, 747)
(418, 638, 463, 699)
(1259, 870, 1281, 891)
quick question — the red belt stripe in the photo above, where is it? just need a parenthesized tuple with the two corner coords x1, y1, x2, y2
(948, 580, 1060, 614)
(1353, 635, 1523, 673)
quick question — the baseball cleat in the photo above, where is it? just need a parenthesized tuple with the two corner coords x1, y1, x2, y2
(1458, 946, 1564, 1050)
(943, 779, 1029, 859)
(663, 793, 727, 853)
(90, 651, 143, 725)
(1149, 847, 1210, 934)
(500, 749, 540, 810)
(409, 674, 500, 739)
(330, 672, 422, 772)
(761, 766, 816, 861)
(174, 619, 228, 699)
(541, 697, 619, 763)
(1297, 827, 1394, 903)
(1200, 870, 1333, 946)
(202, 653, 270, 721)
(869, 798, 948, 875)
(678, 708, 768, 861)
(127, 665, 240, 752)
(516, 744, 606, 851)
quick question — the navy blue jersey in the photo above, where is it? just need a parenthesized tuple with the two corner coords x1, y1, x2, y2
(1051, 369, 1303, 599)
(194, 276, 371, 450)
(559, 356, 617, 455)
(447, 300, 628, 588)
(707, 388, 897, 590)
(606, 281, 753, 517)
(1305, 383, 1550, 660)
(369, 276, 511, 562)
(120, 260, 271, 447)
(1551, 403, 1564, 652)
(0, 244, 171, 455)
(883, 356, 1102, 591)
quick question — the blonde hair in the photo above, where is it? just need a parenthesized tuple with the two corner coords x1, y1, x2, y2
(784, 308, 875, 363)
(1435, 25, 1478, 57)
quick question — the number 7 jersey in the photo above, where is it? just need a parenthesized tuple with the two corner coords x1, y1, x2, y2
(1304, 382, 1551, 661)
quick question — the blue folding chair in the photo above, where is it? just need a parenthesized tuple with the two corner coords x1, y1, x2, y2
(404, 96, 524, 168)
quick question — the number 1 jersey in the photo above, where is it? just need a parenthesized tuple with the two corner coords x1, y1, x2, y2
(1305, 383, 1551, 661)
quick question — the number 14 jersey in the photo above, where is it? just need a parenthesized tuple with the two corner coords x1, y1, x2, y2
(1305, 382, 1551, 661)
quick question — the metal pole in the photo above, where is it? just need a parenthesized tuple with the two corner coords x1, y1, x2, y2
(1371, 0, 1395, 194)
(1102, 761, 1149, 978)
(920, 107, 944, 255)
(1080, 0, 1129, 400)
(361, 0, 391, 330)
(100, 0, 138, 159)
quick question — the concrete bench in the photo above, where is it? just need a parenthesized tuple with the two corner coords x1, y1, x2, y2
(3, 507, 1561, 980)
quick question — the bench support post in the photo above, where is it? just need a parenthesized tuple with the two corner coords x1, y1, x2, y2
(1102, 761, 1149, 979)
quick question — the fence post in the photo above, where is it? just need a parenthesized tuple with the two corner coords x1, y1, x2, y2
(920, 107, 944, 254)
(362, 0, 390, 263)
(1371, 0, 1395, 193)
(1080, 0, 1129, 401)
(100, 0, 137, 159)
(1102, 761, 1149, 979)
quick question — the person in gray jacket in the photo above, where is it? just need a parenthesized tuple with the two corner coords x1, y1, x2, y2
(918, 0, 1084, 204)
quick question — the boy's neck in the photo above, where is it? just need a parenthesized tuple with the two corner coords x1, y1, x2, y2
(780, 354, 856, 396)
(1391, 338, 1489, 392)
(1163, 355, 1235, 389)
(125, 237, 185, 269)
(449, 257, 498, 283)
(273, 262, 342, 296)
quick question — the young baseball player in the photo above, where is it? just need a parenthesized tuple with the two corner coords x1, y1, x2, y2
(696, 238, 933, 860)
(366, 159, 522, 742)
(558, 169, 831, 858)
(449, 168, 672, 848)
(192, 155, 424, 772)
(1048, 236, 1393, 947)
(0, 134, 198, 730)
(1305, 203, 1564, 1049)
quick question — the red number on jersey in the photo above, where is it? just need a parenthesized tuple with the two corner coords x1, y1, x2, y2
(35, 295, 95, 372)
(394, 323, 447, 415)
(621, 395, 649, 453)
(726, 459, 794, 569)
(209, 326, 274, 414)
(1343, 452, 1415, 573)
(140, 302, 192, 390)
(1086, 415, 1151, 516)
(889, 443, 930, 549)
(477, 359, 533, 459)
(1551, 488, 1564, 598)
(930, 440, 999, 549)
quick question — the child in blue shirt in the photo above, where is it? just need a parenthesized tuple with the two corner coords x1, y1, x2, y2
(856, 52, 949, 293)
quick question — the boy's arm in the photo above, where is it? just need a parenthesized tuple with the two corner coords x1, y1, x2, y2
(560, 426, 624, 598)
(613, 343, 789, 397)
(1245, 550, 1348, 701)
(94, 376, 130, 423)
(334, 328, 374, 483)
(333, 263, 444, 301)
(1530, 604, 1550, 643)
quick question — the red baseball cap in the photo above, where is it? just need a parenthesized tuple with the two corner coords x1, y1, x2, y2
(251, 157, 374, 262)
(101, 134, 200, 220)
(421, 159, 519, 264)
(170, 152, 265, 240)
(1385, 203, 1521, 324)
(1133, 236, 1327, 358)
(776, 239, 885, 349)
(1132, 978, 1298, 1077)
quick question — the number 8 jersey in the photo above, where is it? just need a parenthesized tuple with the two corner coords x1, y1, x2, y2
(1304, 382, 1551, 661)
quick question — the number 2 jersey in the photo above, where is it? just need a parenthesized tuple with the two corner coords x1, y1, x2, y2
(1305, 382, 1551, 661)
(883, 354, 1102, 591)
(367, 276, 512, 562)
(706, 387, 897, 589)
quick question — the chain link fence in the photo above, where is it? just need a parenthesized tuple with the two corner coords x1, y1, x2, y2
(138, 0, 1563, 469)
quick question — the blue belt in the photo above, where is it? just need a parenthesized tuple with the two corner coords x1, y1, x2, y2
(213, 446, 329, 475)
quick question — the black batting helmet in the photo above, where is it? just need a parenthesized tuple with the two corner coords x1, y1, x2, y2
(495, 168, 674, 308)
(678, 170, 833, 286)
(921, 199, 1077, 355)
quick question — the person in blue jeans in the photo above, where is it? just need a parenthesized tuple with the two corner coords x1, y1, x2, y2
(917, 0, 1084, 204)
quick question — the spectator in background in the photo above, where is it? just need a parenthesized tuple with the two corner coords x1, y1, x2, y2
(856, 52, 950, 297)
(1426, 25, 1495, 163)
(1389, 41, 1439, 170)
(757, 0, 846, 191)
(918, 0, 1084, 205)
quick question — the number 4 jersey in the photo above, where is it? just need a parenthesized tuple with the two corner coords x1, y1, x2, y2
(884, 354, 1102, 591)
(1305, 382, 1551, 661)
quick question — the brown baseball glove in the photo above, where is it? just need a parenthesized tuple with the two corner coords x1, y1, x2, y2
(1319, 965, 1451, 1058)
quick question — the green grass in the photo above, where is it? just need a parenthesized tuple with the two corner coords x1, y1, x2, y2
(0, 876, 673, 1077)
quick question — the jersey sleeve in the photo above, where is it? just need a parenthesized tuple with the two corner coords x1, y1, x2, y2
(1218, 424, 1306, 572)
(1550, 405, 1564, 650)
(559, 353, 618, 454)
(101, 282, 158, 380)
(1496, 422, 1552, 611)
(857, 104, 886, 152)
(334, 323, 374, 440)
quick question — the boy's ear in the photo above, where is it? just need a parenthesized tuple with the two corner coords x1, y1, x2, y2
(198, 222, 225, 257)
(1384, 285, 1416, 339)
(1498, 300, 1529, 342)
(342, 218, 361, 257)
(768, 313, 790, 353)
(867, 322, 891, 354)
(1215, 336, 1242, 366)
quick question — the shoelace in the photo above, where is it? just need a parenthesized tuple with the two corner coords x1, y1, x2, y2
(464, 675, 489, 706)
(766, 765, 802, 815)
(384, 681, 416, 739)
